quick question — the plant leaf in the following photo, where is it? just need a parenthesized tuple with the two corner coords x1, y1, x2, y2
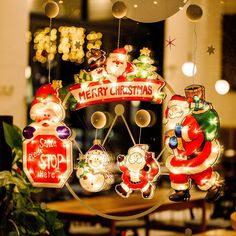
(3, 122, 22, 149)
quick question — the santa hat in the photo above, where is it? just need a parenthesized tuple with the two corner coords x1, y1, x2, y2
(109, 48, 127, 60)
(88, 49, 106, 70)
(30, 84, 65, 121)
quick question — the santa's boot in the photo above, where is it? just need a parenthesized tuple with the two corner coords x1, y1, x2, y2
(115, 184, 129, 198)
(205, 181, 224, 203)
(142, 184, 154, 199)
(169, 189, 190, 202)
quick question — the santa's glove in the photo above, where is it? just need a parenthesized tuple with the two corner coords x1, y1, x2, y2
(143, 165, 150, 172)
(23, 126, 36, 139)
(169, 136, 178, 149)
(117, 155, 125, 162)
(56, 126, 71, 139)
(174, 124, 182, 137)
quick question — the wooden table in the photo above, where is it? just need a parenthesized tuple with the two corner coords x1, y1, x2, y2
(193, 229, 236, 236)
(47, 188, 207, 236)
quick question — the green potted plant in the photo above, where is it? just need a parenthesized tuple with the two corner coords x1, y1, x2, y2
(0, 122, 66, 236)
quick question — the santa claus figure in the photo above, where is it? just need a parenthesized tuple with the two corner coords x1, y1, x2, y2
(105, 47, 134, 82)
(164, 89, 223, 202)
(76, 140, 115, 192)
(23, 82, 71, 140)
(115, 144, 160, 199)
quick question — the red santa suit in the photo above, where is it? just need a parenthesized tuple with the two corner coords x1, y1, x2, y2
(165, 96, 220, 191)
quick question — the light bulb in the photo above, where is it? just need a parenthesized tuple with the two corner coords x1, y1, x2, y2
(182, 62, 197, 77)
(215, 80, 230, 95)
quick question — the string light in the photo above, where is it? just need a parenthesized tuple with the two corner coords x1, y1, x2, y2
(33, 27, 57, 63)
(58, 26, 85, 63)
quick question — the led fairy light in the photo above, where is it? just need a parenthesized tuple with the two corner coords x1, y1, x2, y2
(164, 86, 224, 203)
(76, 111, 115, 192)
(58, 26, 85, 63)
(23, 82, 73, 188)
(22, 2, 74, 188)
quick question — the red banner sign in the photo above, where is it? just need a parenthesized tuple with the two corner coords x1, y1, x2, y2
(23, 134, 73, 188)
(69, 78, 165, 110)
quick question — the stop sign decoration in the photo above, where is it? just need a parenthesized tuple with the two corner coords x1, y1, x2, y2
(23, 133, 73, 188)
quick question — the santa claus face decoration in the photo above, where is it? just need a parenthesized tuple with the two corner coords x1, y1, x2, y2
(106, 48, 128, 79)
(125, 150, 146, 171)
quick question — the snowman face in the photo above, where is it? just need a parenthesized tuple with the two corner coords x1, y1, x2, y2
(126, 152, 146, 171)
(87, 153, 107, 170)
(106, 57, 126, 77)
(90, 68, 106, 81)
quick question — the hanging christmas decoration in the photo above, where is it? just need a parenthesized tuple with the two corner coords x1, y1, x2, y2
(164, 84, 223, 202)
(76, 140, 115, 192)
(23, 82, 73, 188)
(69, 47, 166, 110)
(115, 144, 160, 199)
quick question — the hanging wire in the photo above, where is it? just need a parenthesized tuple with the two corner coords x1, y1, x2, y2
(48, 18, 52, 84)
(138, 127, 142, 144)
(102, 115, 118, 146)
(121, 114, 136, 145)
(117, 18, 121, 48)
(95, 128, 98, 140)
(192, 24, 197, 84)
(73, 139, 83, 156)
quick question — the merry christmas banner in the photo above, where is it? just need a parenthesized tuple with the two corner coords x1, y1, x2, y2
(69, 78, 166, 110)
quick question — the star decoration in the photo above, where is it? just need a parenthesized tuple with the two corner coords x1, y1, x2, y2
(207, 45, 215, 55)
(140, 47, 151, 56)
(74, 41, 81, 49)
(165, 36, 176, 50)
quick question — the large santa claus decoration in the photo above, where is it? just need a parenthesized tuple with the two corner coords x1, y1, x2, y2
(115, 144, 160, 199)
(164, 85, 224, 202)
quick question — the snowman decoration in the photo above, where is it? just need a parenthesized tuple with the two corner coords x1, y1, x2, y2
(105, 47, 134, 82)
(23, 82, 71, 140)
(76, 140, 115, 192)
(115, 144, 160, 199)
